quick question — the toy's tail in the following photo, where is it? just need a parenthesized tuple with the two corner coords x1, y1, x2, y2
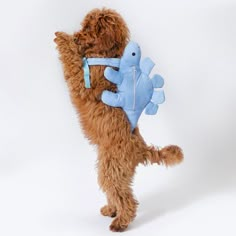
(143, 145, 184, 167)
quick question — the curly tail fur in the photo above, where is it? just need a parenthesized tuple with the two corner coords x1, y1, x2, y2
(144, 145, 184, 167)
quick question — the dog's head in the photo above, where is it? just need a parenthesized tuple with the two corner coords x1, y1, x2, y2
(74, 8, 129, 58)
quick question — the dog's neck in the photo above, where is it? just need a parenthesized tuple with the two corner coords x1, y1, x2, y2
(83, 57, 121, 88)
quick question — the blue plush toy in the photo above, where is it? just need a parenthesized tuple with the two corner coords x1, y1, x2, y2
(101, 41, 165, 131)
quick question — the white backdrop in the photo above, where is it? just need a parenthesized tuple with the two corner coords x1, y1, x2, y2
(0, 0, 236, 235)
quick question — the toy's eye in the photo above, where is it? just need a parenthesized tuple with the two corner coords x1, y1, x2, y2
(132, 52, 136, 56)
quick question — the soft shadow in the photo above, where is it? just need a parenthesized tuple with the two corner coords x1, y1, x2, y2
(133, 118, 236, 229)
(133, 152, 236, 229)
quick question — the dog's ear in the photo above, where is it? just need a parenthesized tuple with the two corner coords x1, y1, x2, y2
(95, 15, 128, 52)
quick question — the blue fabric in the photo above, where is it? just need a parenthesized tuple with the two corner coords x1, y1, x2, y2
(86, 58, 120, 67)
(101, 41, 165, 131)
(82, 58, 120, 88)
(82, 58, 91, 88)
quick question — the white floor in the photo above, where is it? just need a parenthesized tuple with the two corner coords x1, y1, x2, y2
(1, 147, 235, 236)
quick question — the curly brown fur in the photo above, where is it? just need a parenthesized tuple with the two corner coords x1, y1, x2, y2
(54, 8, 183, 232)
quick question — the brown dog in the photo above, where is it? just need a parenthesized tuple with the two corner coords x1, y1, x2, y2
(54, 8, 183, 232)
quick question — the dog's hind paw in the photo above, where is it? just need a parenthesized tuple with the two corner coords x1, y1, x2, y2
(110, 217, 128, 232)
(100, 205, 117, 218)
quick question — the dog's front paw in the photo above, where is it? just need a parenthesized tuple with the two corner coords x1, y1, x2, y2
(100, 205, 117, 218)
(54, 32, 73, 46)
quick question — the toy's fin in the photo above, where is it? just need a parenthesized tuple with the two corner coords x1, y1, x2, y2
(140, 57, 155, 75)
(152, 74, 164, 88)
(152, 90, 165, 104)
(145, 102, 159, 115)
(101, 91, 123, 107)
(104, 67, 122, 85)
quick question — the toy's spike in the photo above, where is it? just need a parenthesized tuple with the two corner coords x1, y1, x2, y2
(152, 91, 165, 104)
(152, 74, 164, 88)
(140, 57, 155, 75)
(145, 102, 159, 115)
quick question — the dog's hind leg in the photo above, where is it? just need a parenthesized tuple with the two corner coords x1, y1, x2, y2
(108, 185, 138, 232)
(97, 148, 138, 232)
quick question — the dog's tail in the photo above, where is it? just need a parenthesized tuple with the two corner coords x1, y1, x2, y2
(143, 145, 184, 167)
